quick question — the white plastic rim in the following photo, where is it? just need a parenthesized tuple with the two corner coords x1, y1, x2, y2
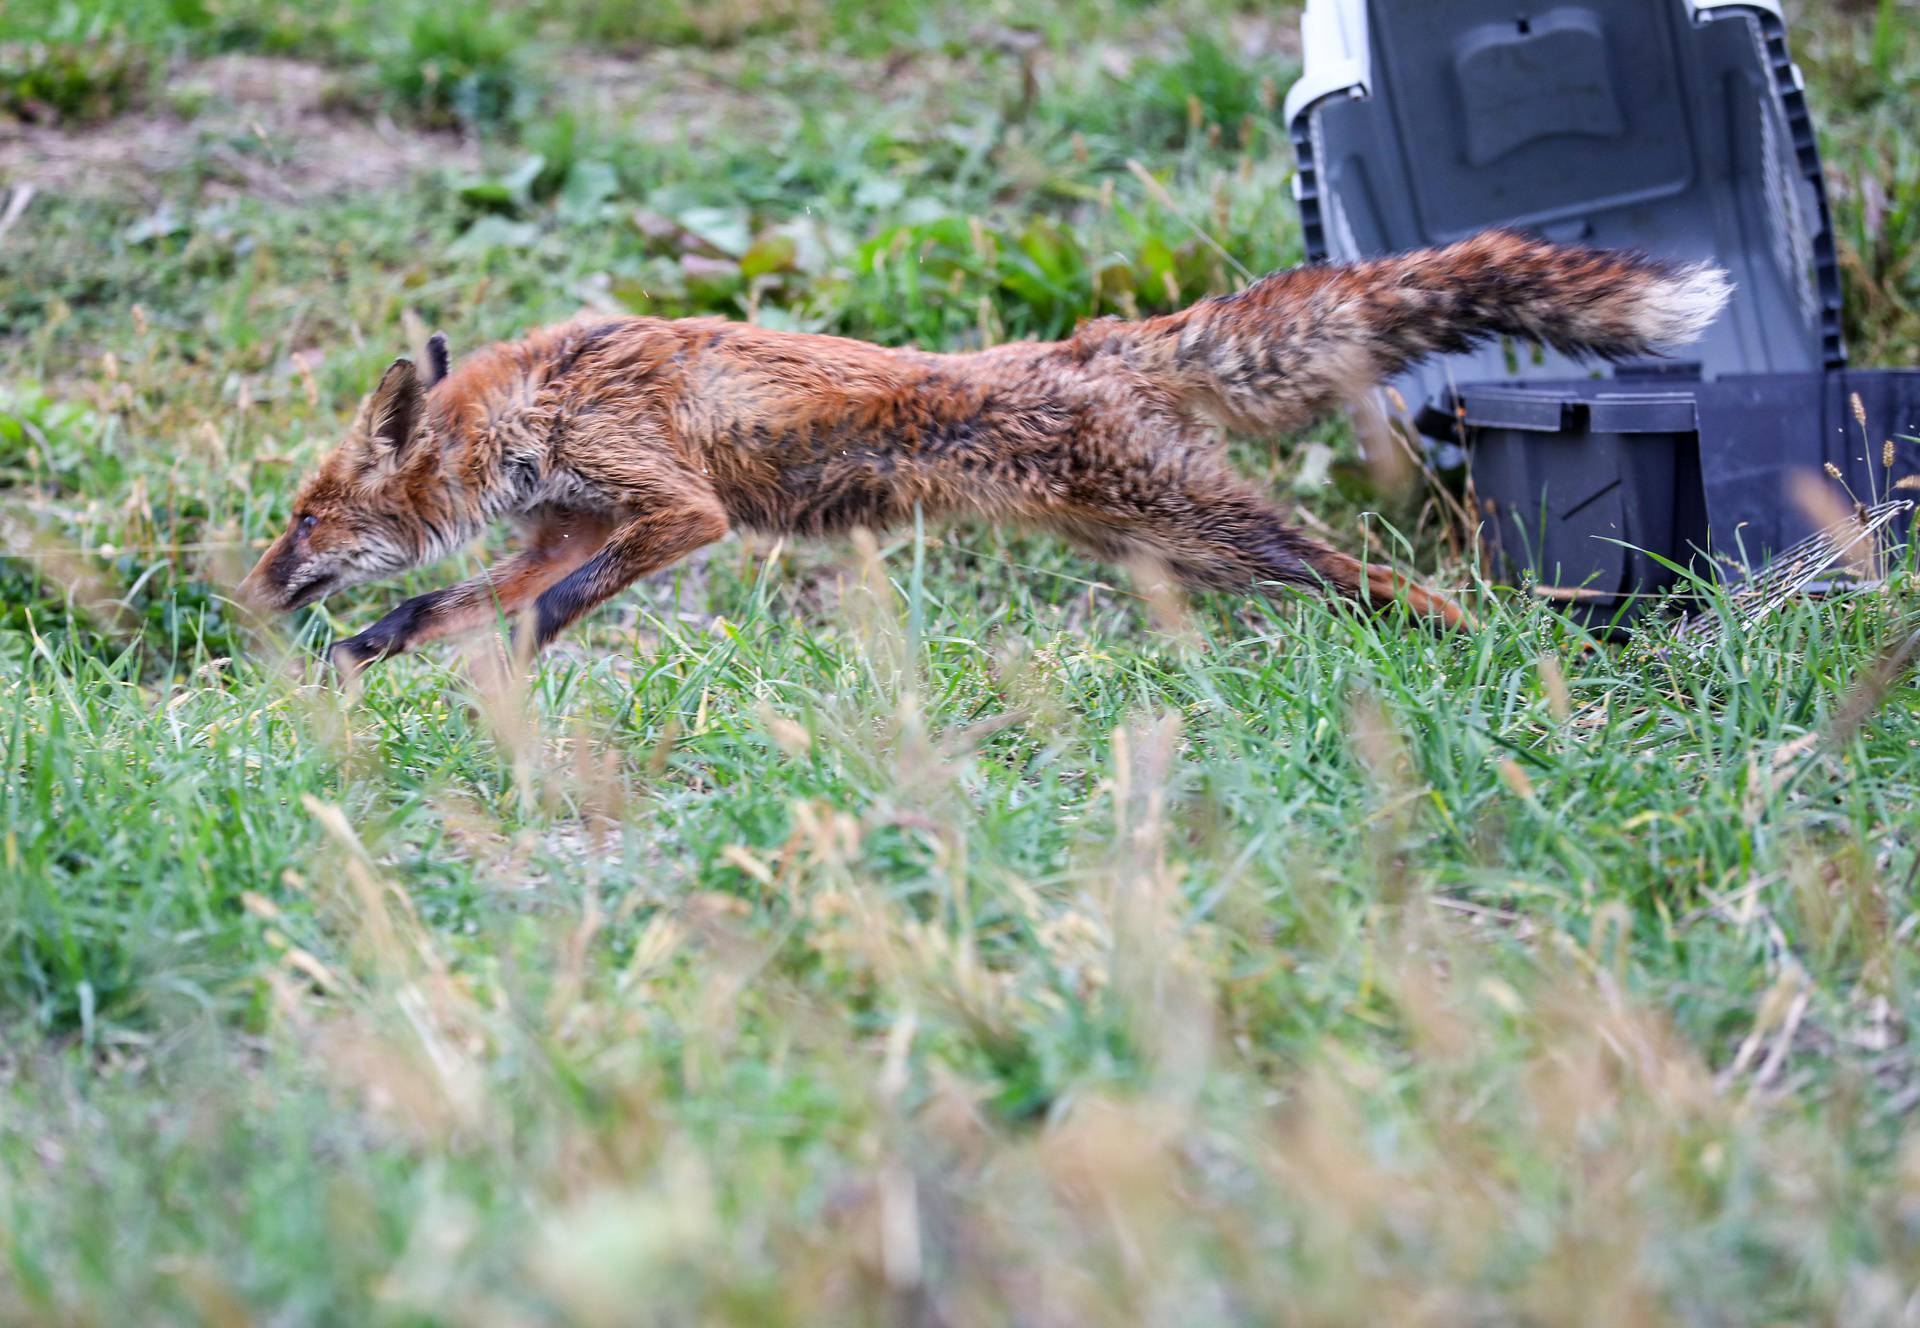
(1283, 0, 1788, 128)
(1282, 0, 1371, 127)
(1688, 0, 1784, 18)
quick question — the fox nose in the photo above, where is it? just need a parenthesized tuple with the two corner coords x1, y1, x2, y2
(235, 568, 274, 611)
(236, 551, 295, 612)
(236, 536, 307, 612)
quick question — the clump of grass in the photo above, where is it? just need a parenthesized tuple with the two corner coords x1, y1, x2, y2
(1058, 31, 1280, 156)
(160, 0, 357, 57)
(1137, 31, 1269, 140)
(374, 3, 532, 132)
(0, 21, 148, 123)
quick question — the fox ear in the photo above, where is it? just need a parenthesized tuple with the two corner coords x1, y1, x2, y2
(424, 331, 451, 388)
(366, 357, 423, 456)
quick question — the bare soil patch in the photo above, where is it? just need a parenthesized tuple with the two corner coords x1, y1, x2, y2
(558, 13, 1298, 150)
(0, 54, 477, 205)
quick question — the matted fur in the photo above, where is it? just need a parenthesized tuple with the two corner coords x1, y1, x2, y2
(237, 230, 1730, 671)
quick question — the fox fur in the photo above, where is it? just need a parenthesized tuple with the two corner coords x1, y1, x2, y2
(237, 229, 1730, 672)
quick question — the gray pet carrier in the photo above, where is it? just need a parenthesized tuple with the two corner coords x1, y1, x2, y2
(1284, 0, 1919, 621)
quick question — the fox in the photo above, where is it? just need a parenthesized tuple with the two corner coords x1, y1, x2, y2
(237, 229, 1730, 674)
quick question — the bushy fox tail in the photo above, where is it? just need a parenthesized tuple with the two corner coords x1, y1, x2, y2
(1087, 230, 1731, 434)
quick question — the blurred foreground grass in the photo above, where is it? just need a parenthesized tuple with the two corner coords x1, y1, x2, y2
(4, 0, 1920, 1322)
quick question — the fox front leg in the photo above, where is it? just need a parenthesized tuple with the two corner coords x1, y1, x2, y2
(328, 586, 455, 675)
(329, 510, 613, 675)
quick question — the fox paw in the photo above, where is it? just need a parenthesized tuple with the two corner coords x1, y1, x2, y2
(326, 640, 371, 678)
(327, 630, 400, 678)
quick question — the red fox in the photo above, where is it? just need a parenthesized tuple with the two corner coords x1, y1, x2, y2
(237, 230, 1729, 673)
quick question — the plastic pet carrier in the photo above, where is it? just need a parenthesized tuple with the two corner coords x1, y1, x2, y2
(1284, 0, 1920, 620)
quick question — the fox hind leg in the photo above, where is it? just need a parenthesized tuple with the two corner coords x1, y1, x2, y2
(1054, 476, 1468, 629)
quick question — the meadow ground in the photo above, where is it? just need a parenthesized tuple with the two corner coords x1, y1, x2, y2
(3, 0, 1920, 1322)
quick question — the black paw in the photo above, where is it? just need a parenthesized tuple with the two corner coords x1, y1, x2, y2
(327, 594, 442, 680)
(326, 639, 373, 679)
(327, 627, 401, 678)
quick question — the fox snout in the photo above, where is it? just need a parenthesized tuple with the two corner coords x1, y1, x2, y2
(235, 539, 290, 612)
(237, 520, 335, 612)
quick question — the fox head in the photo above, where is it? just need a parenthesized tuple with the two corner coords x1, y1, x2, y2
(239, 334, 458, 613)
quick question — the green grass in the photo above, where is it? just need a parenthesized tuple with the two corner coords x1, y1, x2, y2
(0, 10, 150, 123)
(4, 1, 1920, 1322)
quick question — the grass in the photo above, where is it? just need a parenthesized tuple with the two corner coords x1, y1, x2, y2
(4, 0, 1920, 1322)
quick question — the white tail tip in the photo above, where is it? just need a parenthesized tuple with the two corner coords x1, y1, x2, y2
(1642, 264, 1734, 346)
